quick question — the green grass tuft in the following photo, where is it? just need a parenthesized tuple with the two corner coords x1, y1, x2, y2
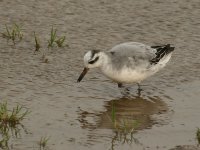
(48, 26, 57, 48)
(196, 128, 200, 145)
(55, 36, 66, 47)
(0, 102, 30, 133)
(0, 102, 30, 149)
(48, 26, 66, 48)
(38, 136, 50, 150)
(34, 32, 40, 52)
(1, 24, 23, 44)
(111, 102, 139, 134)
(110, 102, 141, 149)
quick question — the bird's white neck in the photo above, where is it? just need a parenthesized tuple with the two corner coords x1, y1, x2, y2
(98, 52, 111, 68)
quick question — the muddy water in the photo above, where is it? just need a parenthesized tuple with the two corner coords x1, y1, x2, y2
(0, 0, 200, 149)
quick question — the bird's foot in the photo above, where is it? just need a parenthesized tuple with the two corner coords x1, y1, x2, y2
(122, 88, 130, 96)
(118, 83, 130, 96)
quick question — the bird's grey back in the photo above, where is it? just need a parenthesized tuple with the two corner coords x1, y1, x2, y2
(109, 42, 156, 58)
(107, 42, 156, 70)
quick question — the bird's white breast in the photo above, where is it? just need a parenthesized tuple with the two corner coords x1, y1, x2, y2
(100, 65, 150, 83)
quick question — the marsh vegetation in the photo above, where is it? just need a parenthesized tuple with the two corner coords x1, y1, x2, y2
(0, 102, 29, 149)
(1, 24, 23, 44)
(38, 136, 50, 150)
(0, 0, 200, 149)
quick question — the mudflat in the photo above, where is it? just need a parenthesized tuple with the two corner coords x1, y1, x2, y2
(0, 0, 200, 149)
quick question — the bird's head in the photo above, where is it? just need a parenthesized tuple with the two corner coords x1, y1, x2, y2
(77, 50, 103, 82)
(83, 50, 102, 68)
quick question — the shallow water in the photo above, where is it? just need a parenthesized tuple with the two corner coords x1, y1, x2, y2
(0, 0, 200, 149)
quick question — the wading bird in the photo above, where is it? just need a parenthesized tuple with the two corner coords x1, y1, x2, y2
(77, 42, 174, 93)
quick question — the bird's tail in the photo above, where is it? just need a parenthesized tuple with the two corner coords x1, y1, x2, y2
(150, 44, 175, 64)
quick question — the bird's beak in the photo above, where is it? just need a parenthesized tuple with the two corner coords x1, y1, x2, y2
(77, 67, 89, 82)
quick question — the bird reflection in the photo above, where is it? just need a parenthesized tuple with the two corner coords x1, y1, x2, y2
(99, 96, 167, 130)
(77, 95, 168, 149)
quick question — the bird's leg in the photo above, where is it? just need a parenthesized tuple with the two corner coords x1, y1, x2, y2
(137, 83, 142, 90)
(118, 83, 123, 88)
(137, 83, 143, 95)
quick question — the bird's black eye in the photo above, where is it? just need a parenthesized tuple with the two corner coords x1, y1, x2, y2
(88, 56, 99, 64)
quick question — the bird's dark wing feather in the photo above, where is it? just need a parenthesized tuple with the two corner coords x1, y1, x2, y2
(150, 44, 175, 64)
